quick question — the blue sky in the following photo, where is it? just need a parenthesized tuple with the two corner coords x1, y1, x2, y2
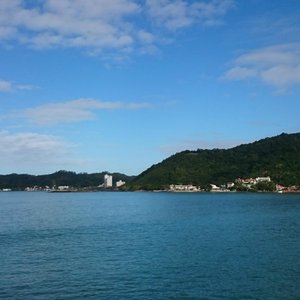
(0, 0, 300, 175)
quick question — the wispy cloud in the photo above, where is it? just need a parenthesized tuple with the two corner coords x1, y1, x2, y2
(0, 79, 37, 92)
(0, 79, 12, 92)
(0, 0, 233, 58)
(146, 0, 234, 30)
(24, 98, 152, 125)
(0, 130, 75, 173)
(222, 43, 300, 91)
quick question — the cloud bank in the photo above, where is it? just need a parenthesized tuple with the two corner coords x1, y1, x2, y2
(223, 43, 300, 90)
(0, 130, 75, 173)
(0, 0, 234, 56)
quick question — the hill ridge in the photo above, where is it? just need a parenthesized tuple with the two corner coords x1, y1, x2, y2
(128, 132, 300, 190)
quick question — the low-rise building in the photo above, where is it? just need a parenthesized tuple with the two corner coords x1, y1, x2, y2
(169, 184, 200, 192)
(236, 178, 257, 184)
(116, 180, 126, 187)
(58, 186, 70, 191)
(256, 177, 271, 182)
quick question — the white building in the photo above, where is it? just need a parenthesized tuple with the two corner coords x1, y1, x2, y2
(58, 186, 70, 191)
(256, 177, 271, 183)
(169, 184, 200, 192)
(116, 180, 126, 187)
(210, 184, 221, 191)
(104, 174, 113, 188)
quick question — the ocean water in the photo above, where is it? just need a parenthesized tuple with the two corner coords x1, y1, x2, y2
(0, 192, 299, 300)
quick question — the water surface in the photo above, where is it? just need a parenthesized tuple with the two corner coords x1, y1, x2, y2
(0, 192, 299, 299)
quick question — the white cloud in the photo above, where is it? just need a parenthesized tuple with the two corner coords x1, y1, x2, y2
(0, 130, 75, 172)
(0, 79, 37, 92)
(222, 43, 300, 90)
(0, 26, 16, 39)
(0, 80, 12, 92)
(0, 0, 233, 57)
(146, 0, 192, 30)
(15, 84, 38, 91)
(146, 0, 234, 30)
(0, 0, 142, 52)
(223, 67, 257, 80)
(24, 98, 152, 125)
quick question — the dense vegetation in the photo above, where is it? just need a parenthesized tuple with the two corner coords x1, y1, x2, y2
(127, 133, 300, 190)
(1, 133, 300, 191)
(0, 170, 134, 190)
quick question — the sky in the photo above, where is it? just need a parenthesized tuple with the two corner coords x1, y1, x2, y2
(0, 0, 300, 176)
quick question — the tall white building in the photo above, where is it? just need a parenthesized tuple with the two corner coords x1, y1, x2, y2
(104, 174, 113, 188)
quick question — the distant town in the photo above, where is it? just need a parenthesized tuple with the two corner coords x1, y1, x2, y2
(0, 173, 126, 193)
(168, 176, 299, 193)
(1, 174, 299, 193)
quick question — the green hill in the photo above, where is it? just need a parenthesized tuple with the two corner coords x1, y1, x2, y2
(128, 133, 300, 190)
(0, 170, 134, 190)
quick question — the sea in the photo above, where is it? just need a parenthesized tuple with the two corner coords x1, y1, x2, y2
(0, 191, 299, 300)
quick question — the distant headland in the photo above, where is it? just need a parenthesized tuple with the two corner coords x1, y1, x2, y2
(1, 133, 300, 193)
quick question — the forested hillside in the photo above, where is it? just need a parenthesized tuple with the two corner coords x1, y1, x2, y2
(2, 133, 300, 191)
(0, 170, 134, 190)
(128, 133, 300, 190)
